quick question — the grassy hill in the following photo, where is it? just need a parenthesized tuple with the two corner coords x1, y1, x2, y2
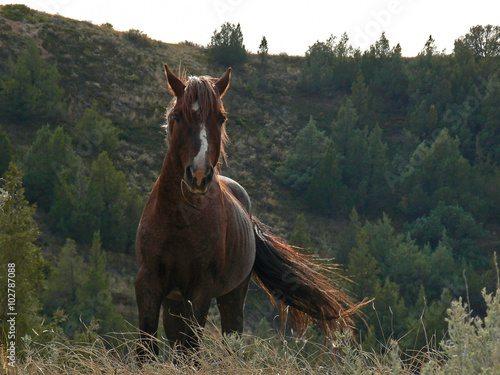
(0, 4, 324, 226)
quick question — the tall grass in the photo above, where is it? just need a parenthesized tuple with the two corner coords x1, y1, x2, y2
(3, 288, 499, 374)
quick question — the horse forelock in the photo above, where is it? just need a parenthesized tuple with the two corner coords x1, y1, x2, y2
(165, 74, 229, 170)
(181, 75, 224, 122)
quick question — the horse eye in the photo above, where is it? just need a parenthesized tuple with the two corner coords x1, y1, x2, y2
(218, 115, 226, 125)
(173, 113, 181, 122)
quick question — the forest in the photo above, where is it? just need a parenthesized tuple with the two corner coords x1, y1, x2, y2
(0, 4, 499, 370)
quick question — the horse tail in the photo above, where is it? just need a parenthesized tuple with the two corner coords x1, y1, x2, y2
(251, 217, 363, 339)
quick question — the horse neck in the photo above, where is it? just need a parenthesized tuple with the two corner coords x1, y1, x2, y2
(156, 148, 186, 212)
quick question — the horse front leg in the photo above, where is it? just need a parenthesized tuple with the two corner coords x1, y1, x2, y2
(181, 286, 213, 355)
(135, 264, 167, 364)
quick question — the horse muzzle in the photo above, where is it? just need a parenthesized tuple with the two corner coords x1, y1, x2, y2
(184, 164, 215, 195)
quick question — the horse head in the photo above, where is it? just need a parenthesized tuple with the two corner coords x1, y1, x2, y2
(164, 65, 231, 195)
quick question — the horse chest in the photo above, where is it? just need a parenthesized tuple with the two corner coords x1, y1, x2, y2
(159, 214, 225, 266)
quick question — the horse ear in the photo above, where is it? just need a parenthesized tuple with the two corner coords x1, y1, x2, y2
(164, 64, 186, 97)
(215, 68, 231, 98)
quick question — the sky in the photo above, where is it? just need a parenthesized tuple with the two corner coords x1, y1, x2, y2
(4, 0, 500, 57)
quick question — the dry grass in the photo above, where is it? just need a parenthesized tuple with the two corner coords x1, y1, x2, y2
(3, 318, 443, 375)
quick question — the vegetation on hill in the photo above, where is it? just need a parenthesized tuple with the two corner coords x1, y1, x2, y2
(0, 4, 499, 371)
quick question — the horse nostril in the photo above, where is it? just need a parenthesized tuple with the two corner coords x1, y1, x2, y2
(185, 166, 194, 182)
(206, 167, 214, 184)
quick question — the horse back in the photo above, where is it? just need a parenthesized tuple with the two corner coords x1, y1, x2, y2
(218, 175, 252, 216)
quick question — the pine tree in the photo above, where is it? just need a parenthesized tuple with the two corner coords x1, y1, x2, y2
(306, 141, 349, 215)
(363, 125, 391, 213)
(73, 232, 124, 334)
(331, 98, 360, 156)
(386, 234, 431, 303)
(23, 125, 81, 210)
(400, 129, 479, 219)
(0, 164, 45, 341)
(350, 72, 375, 128)
(43, 238, 86, 317)
(208, 22, 247, 65)
(258, 36, 269, 66)
(289, 213, 312, 249)
(48, 158, 87, 239)
(347, 229, 381, 300)
(84, 152, 132, 249)
(0, 40, 64, 124)
(477, 84, 500, 163)
(275, 116, 329, 193)
(74, 104, 120, 158)
(0, 126, 13, 176)
(407, 100, 439, 138)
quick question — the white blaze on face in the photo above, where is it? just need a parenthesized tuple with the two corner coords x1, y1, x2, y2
(192, 101, 199, 112)
(193, 125, 208, 171)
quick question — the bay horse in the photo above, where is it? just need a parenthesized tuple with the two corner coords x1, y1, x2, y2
(135, 65, 360, 361)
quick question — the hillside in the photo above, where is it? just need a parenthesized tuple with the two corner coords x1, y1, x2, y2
(1, 4, 499, 360)
(0, 4, 322, 227)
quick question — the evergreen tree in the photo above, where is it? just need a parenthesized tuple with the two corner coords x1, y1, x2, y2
(306, 141, 349, 215)
(258, 36, 269, 66)
(428, 237, 462, 300)
(73, 232, 124, 334)
(23, 125, 81, 210)
(43, 238, 86, 317)
(361, 33, 409, 115)
(299, 33, 357, 92)
(422, 35, 438, 57)
(0, 164, 45, 341)
(0, 40, 64, 124)
(74, 104, 120, 158)
(364, 125, 391, 213)
(477, 84, 500, 163)
(275, 116, 329, 193)
(331, 100, 390, 213)
(407, 101, 439, 138)
(208, 22, 247, 65)
(362, 213, 403, 270)
(84, 152, 134, 249)
(347, 229, 380, 300)
(331, 98, 360, 156)
(399, 129, 480, 219)
(350, 71, 375, 128)
(408, 203, 489, 267)
(407, 41, 453, 119)
(0, 126, 13, 176)
(385, 234, 431, 304)
(48, 158, 87, 239)
(331, 99, 367, 203)
(289, 213, 312, 249)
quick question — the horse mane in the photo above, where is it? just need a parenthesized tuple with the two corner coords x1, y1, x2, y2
(165, 74, 229, 169)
